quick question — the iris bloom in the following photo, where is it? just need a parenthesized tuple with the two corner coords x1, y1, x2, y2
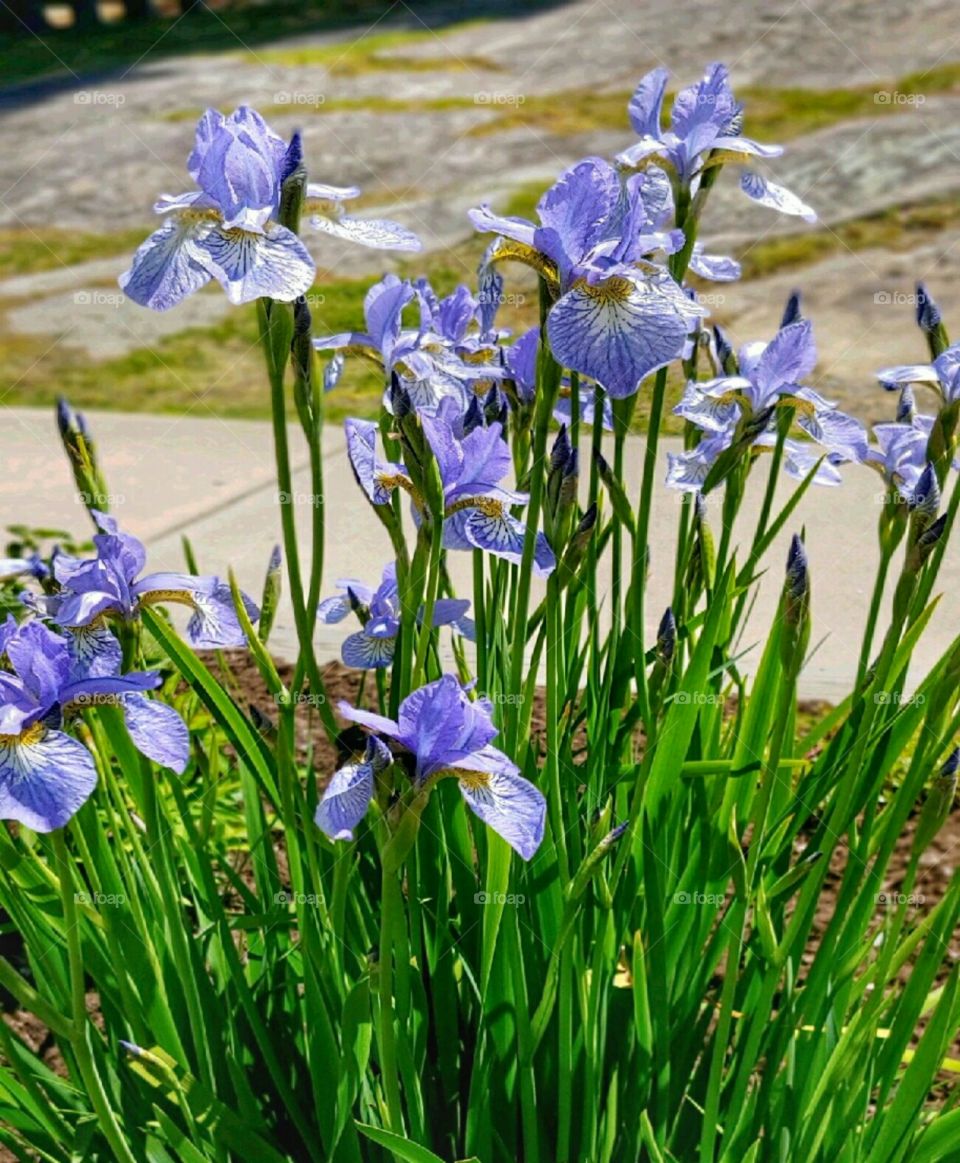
(317, 560, 473, 669)
(470, 157, 704, 398)
(876, 343, 960, 408)
(344, 410, 556, 575)
(505, 326, 613, 430)
(866, 388, 953, 499)
(617, 63, 816, 222)
(121, 107, 420, 311)
(315, 275, 499, 417)
(36, 513, 258, 663)
(667, 319, 867, 490)
(0, 618, 188, 831)
(315, 675, 546, 859)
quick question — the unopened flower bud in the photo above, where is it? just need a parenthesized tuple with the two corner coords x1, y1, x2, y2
(780, 290, 803, 327)
(895, 385, 916, 424)
(258, 545, 282, 644)
(656, 607, 677, 666)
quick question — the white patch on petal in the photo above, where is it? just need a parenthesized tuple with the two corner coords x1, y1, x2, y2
(740, 173, 817, 223)
(197, 223, 315, 304)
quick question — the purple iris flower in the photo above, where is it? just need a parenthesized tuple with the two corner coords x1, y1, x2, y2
(314, 273, 484, 416)
(121, 107, 420, 311)
(0, 618, 188, 832)
(505, 326, 613, 430)
(470, 157, 704, 398)
(422, 403, 557, 575)
(617, 63, 816, 223)
(866, 389, 956, 497)
(317, 560, 473, 669)
(36, 513, 258, 659)
(876, 343, 960, 408)
(344, 410, 556, 574)
(316, 675, 546, 859)
(667, 319, 867, 490)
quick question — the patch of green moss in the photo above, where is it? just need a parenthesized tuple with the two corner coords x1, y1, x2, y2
(251, 25, 497, 76)
(0, 227, 150, 280)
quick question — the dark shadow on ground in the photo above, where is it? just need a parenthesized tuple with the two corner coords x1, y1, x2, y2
(0, 0, 571, 106)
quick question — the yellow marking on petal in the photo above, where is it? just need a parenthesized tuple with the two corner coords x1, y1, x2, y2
(139, 589, 198, 610)
(0, 722, 45, 747)
(484, 237, 560, 297)
(445, 496, 505, 518)
(179, 208, 224, 226)
(575, 275, 634, 305)
(455, 770, 492, 791)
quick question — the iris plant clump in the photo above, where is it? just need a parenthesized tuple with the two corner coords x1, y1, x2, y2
(2, 70, 960, 1163)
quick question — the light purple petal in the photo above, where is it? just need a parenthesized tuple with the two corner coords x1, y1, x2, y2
(0, 729, 98, 832)
(740, 173, 817, 223)
(341, 630, 396, 670)
(196, 223, 315, 305)
(628, 67, 669, 140)
(457, 761, 546, 860)
(119, 217, 213, 312)
(315, 760, 374, 841)
(547, 273, 698, 399)
(122, 693, 190, 773)
(468, 204, 537, 247)
(310, 213, 421, 252)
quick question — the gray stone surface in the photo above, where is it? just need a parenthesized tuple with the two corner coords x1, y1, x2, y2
(3, 0, 960, 394)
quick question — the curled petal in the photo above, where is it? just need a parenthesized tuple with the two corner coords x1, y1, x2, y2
(0, 727, 98, 832)
(740, 173, 817, 223)
(315, 739, 390, 841)
(688, 247, 741, 282)
(468, 204, 537, 247)
(310, 213, 421, 252)
(628, 67, 669, 140)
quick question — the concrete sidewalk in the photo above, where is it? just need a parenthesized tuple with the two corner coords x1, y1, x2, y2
(3, 406, 956, 701)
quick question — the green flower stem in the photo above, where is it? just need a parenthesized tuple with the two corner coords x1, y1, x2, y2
(507, 281, 561, 750)
(546, 569, 570, 884)
(377, 862, 405, 1133)
(257, 298, 337, 739)
(473, 550, 488, 691)
(53, 830, 139, 1163)
(630, 363, 668, 727)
